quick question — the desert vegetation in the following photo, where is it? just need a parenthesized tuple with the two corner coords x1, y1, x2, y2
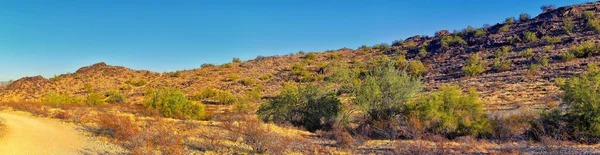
(3, 2, 600, 154)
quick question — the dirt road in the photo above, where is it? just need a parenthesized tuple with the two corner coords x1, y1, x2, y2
(0, 111, 125, 155)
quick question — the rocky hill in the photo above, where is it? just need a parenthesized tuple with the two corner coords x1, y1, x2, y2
(3, 2, 600, 110)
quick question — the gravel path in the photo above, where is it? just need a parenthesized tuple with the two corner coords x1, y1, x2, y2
(0, 111, 126, 155)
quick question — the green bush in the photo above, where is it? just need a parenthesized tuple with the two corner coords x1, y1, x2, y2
(563, 17, 574, 34)
(537, 56, 549, 66)
(201, 63, 215, 68)
(559, 52, 575, 61)
(170, 71, 182, 77)
(221, 63, 233, 68)
(408, 85, 488, 138)
(240, 78, 257, 86)
(491, 46, 511, 58)
(462, 53, 486, 76)
(395, 55, 408, 69)
(144, 87, 206, 119)
(523, 31, 538, 43)
(499, 25, 510, 32)
(418, 47, 428, 57)
(587, 17, 600, 34)
(541, 35, 561, 44)
(440, 36, 466, 49)
(41, 92, 83, 106)
(583, 11, 595, 20)
(532, 69, 600, 143)
(303, 53, 318, 60)
(86, 92, 105, 107)
(353, 62, 423, 121)
(492, 58, 512, 72)
(106, 90, 127, 104)
(125, 78, 148, 87)
(258, 74, 273, 81)
(326, 52, 342, 60)
(519, 48, 535, 59)
(226, 74, 241, 81)
(190, 88, 218, 100)
(505, 17, 515, 24)
(258, 83, 341, 132)
(232, 57, 242, 63)
(234, 88, 262, 113)
(474, 29, 487, 37)
(214, 90, 236, 104)
(407, 60, 426, 77)
(519, 13, 530, 21)
(570, 41, 600, 58)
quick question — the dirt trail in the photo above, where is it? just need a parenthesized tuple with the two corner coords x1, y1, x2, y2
(0, 111, 125, 155)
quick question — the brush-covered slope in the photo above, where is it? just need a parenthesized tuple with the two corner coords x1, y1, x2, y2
(2, 2, 600, 110)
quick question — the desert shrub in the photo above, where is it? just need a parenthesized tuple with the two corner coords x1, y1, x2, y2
(374, 43, 391, 52)
(201, 63, 215, 68)
(541, 4, 555, 12)
(106, 90, 127, 104)
(492, 58, 512, 72)
(542, 35, 561, 44)
(528, 64, 541, 73)
(519, 48, 535, 59)
(125, 78, 148, 87)
(405, 41, 417, 49)
(326, 64, 360, 95)
(221, 63, 233, 68)
(41, 91, 83, 106)
(170, 71, 182, 77)
(440, 36, 466, 49)
(358, 45, 372, 51)
(523, 31, 538, 43)
(489, 112, 535, 141)
(234, 88, 262, 113)
(291, 63, 317, 82)
(537, 56, 549, 66)
(326, 52, 342, 60)
(474, 29, 486, 37)
(407, 85, 488, 138)
(86, 92, 105, 106)
(144, 87, 206, 119)
(226, 74, 240, 81)
(519, 13, 530, 21)
(354, 61, 423, 121)
(587, 16, 600, 33)
(563, 17, 574, 34)
(407, 60, 426, 77)
(551, 70, 600, 142)
(395, 55, 409, 69)
(505, 17, 515, 24)
(462, 53, 486, 76)
(303, 52, 318, 60)
(214, 90, 236, 104)
(569, 40, 600, 58)
(96, 113, 140, 140)
(559, 51, 575, 61)
(259, 74, 273, 80)
(232, 57, 242, 63)
(258, 82, 341, 132)
(583, 11, 595, 20)
(190, 88, 218, 100)
(240, 78, 257, 86)
(418, 47, 428, 57)
(499, 25, 510, 32)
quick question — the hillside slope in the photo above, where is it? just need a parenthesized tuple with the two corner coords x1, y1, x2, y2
(3, 2, 600, 110)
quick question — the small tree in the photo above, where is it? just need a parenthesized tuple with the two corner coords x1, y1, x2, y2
(541, 4, 556, 12)
(519, 13, 530, 21)
(232, 57, 242, 63)
(353, 61, 423, 121)
(258, 83, 341, 132)
(407, 60, 426, 77)
(408, 85, 488, 138)
(462, 53, 486, 76)
(144, 87, 206, 119)
(86, 92, 105, 107)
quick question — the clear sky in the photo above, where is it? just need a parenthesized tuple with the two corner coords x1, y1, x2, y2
(0, 0, 590, 81)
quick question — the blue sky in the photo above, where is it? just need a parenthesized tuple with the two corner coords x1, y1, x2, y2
(0, 0, 590, 81)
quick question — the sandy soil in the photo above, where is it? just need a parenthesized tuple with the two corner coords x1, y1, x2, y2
(0, 111, 126, 155)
